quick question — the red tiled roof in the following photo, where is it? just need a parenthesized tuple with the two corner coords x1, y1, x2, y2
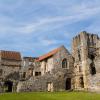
(0, 50, 21, 61)
(37, 47, 61, 61)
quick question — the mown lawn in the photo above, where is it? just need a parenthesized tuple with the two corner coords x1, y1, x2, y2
(0, 92, 100, 100)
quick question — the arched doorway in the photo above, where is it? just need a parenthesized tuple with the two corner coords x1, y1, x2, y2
(65, 78, 71, 90)
(4, 80, 13, 92)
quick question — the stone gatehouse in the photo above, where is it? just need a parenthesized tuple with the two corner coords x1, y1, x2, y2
(0, 31, 100, 93)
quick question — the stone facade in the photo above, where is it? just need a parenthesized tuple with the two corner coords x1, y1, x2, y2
(72, 31, 100, 92)
(20, 57, 38, 80)
(0, 50, 21, 92)
(0, 31, 100, 93)
(17, 46, 74, 92)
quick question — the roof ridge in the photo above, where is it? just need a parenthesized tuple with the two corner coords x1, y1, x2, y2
(37, 46, 62, 61)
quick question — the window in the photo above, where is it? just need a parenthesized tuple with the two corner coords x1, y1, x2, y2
(62, 58, 68, 68)
(89, 54, 95, 61)
(0, 69, 3, 76)
(90, 63, 96, 75)
(78, 49, 81, 61)
(23, 72, 26, 78)
(35, 72, 41, 76)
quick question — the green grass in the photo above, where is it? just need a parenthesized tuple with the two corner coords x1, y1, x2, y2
(0, 92, 100, 100)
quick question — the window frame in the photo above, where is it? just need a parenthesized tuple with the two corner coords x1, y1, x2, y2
(62, 58, 69, 69)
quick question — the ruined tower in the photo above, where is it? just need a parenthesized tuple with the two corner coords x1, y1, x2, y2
(72, 31, 100, 91)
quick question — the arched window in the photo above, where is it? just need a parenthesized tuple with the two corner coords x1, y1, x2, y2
(62, 58, 68, 68)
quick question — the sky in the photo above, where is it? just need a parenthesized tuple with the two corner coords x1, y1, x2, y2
(0, 0, 100, 57)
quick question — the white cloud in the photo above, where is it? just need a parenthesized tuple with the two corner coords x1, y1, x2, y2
(18, 6, 100, 34)
(0, 0, 100, 56)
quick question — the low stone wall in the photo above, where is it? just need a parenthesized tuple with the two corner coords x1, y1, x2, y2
(17, 72, 69, 92)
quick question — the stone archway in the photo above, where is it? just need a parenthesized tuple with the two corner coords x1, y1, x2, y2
(65, 78, 71, 90)
(4, 80, 13, 92)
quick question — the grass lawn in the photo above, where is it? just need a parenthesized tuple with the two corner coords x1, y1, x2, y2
(0, 92, 100, 100)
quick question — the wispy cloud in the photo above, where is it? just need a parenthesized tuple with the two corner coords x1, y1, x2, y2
(0, 0, 100, 56)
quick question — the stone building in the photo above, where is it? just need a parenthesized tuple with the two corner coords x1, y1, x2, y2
(0, 31, 100, 93)
(72, 31, 100, 92)
(21, 57, 38, 80)
(17, 46, 74, 92)
(0, 50, 21, 92)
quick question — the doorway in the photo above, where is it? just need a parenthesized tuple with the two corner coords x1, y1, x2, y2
(66, 78, 71, 90)
(47, 82, 53, 92)
(4, 80, 13, 92)
(79, 77, 84, 88)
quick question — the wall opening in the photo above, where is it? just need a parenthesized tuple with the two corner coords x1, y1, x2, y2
(23, 72, 26, 78)
(47, 82, 53, 92)
(35, 72, 41, 76)
(89, 54, 96, 75)
(65, 78, 71, 90)
(62, 58, 67, 68)
(0, 69, 3, 76)
(4, 80, 13, 92)
(89, 54, 95, 61)
(90, 63, 96, 75)
(78, 49, 81, 61)
(79, 77, 84, 88)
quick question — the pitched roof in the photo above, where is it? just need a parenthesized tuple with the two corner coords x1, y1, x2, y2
(37, 46, 61, 61)
(0, 50, 21, 61)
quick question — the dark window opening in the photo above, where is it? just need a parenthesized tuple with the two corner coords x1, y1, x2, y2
(90, 63, 96, 75)
(79, 77, 84, 88)
(35, 72, 41, 76)
(4, 81, 13, 92)
(89, 54, 95, 61)
(0, 69, 3, 76)
(23, 72, 26, 78)
(65, 78, 71, 90)
(78, 49, 81, 61)
(62, 58, 67, 68)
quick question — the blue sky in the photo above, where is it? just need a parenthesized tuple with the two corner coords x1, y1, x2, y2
(0, 0, 100, 57)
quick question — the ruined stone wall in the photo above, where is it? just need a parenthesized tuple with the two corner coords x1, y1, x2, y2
(0, 59, 21, 80)
(72, 31, 100, 92)
(1, 59, 21, 66)
(17, 74, 55, 92)
(17, 46, 74, 92)
(52, 46, 74, 91)
(40, 57, 54, 75)
(0, 66, 20, 78)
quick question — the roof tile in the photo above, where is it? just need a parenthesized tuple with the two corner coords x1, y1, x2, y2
(0, 50, 21, 61)
(37, 47, 61, 61)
